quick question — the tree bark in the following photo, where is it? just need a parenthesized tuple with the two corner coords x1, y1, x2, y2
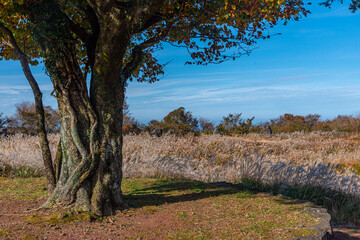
(23, 0, 129, 215)
(20, 0, 168, 215)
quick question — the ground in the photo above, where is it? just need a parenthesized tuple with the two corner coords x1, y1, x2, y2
(0, 177, 342, 240)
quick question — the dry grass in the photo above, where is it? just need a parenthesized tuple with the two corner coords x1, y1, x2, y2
(0, 134, 59, 177)
(1, 132, 360, 183)
(122, 133, 360, 194)
(1, 132, 360, 223)
(1, 132, 360, 188)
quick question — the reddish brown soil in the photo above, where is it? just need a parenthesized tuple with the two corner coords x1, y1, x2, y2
(0, 177, 359, 240)
(333, 227, 360, 240)
(1, 199, 359, 240)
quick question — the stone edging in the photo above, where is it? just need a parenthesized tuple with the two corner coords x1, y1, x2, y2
(293, 202, 332, 240)
(212, 182, 333, 239)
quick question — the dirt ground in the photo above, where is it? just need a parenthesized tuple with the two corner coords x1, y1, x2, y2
(0, 177, 359, 240)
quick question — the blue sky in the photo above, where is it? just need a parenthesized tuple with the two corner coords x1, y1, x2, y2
(1, 2, 360, 124)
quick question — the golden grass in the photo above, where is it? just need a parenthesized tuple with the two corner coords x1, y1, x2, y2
(1, 132, 360, 202)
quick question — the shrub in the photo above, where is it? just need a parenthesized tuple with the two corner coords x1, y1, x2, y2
(315, 115, 360, 132)
(162, 107, 198, 135)
(269, 113, 320, 133)
(220, 113, 254, 135)
(199, 117, 215, 133)
(144, 107, 199, 136)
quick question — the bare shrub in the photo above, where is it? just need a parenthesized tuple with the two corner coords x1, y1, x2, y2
(6, 101, 60, 135)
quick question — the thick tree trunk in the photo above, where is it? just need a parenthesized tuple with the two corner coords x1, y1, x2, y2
(25, 0, 128, 216)
(42, 72, 127, 215)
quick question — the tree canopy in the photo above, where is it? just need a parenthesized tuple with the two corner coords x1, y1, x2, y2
(0, 0, 309, 82)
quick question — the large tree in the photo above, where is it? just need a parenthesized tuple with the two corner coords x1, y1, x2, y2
(0, 0, 309, 216)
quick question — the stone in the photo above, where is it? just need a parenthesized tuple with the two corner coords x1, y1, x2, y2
(152, 128, 163, 137)
(292, 202, 332, 240)
(166, 129, 175, 136)
(264, 126, 272, 135)
(0, 128, 7, 137)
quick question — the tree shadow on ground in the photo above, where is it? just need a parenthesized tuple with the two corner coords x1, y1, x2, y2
(332, 231, 360, 240)
(123, 180, 248, 209)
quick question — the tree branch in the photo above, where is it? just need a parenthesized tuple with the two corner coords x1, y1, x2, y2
(60, 2, 99, 70)
(123, 21, 174, 80)
(63, 13, 91, 46)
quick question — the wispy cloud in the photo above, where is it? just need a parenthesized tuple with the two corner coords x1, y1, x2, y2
(0, 85, 30, 90)
(310, 5, 360, 19)
(0, 89, 22, 95)
(127, 82, 360, 122)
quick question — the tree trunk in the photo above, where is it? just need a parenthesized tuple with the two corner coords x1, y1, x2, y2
(43, 75, 127, 215)
(25, 0, 128, 216)
(0, 23, 56, 193)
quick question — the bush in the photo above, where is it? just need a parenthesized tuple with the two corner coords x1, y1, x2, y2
(219, 113, 254, 135)
(199, 117, 215, 133)
(144, 107, 199, 136)
(269, 113, 320, 133)
(314, 115, 360, 132)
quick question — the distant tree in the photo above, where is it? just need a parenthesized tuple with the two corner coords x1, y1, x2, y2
(122, 99, 142, 135)
(7, 102, 60, 135)
(162, 107, 199, 136)
(322, 115, 360, 132)
(269, 113, 321, 133)
(221, 113, 254, 134)
(222, 113, 243, 131)
(305, 114, 321, 128)
(199, 117, 215, 133)
(270, 113, 305, 132)
(123, 99, 133, 126)
(144, 119, 162, 134)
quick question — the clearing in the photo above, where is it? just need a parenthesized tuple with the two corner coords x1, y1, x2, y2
(0, 177, 326, 239)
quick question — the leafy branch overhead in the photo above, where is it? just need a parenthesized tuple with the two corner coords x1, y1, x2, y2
(0, 0, 309, 83)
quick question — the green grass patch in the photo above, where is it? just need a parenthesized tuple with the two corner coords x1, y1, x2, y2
(0, 177, 47, 201)
(0, 162, 42, 178)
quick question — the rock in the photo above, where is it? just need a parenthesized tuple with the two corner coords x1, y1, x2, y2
(264, 126, 272, 135)
(166, 129, 175, 136)
(0, 128, 7, 137)
(293, 202, 332, 240)
(152, 128, 163, 137)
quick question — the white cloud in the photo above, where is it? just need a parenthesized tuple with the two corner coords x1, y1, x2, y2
(0, 89, 22, 95)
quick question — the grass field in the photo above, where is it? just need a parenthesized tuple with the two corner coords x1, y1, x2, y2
(1, 132, 360, 224)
